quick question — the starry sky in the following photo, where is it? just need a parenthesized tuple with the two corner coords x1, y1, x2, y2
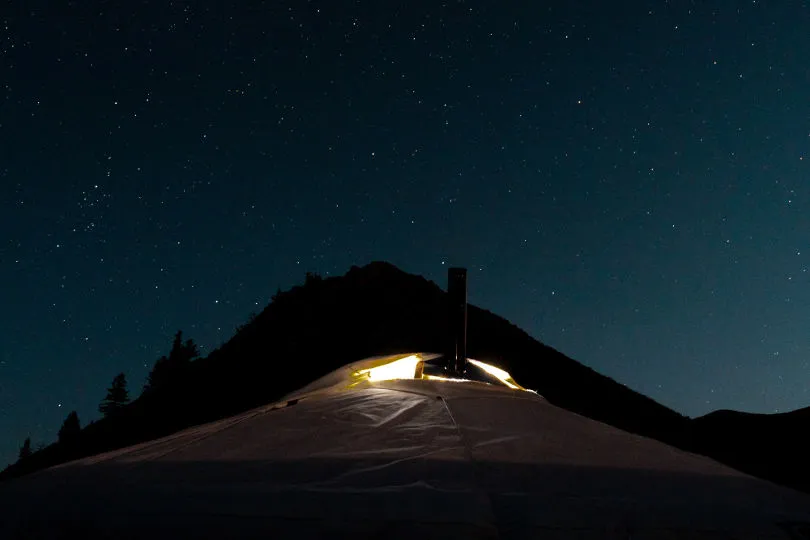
(2, 1, 809, 466)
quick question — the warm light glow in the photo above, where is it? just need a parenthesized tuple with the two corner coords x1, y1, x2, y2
(351, 354, 528, 391)
(468, 359, 522, 390)
(423, 374, 471, 383)
(358, 354, 422, 381)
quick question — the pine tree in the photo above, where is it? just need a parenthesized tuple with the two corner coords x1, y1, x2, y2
(99, 373, 130, 417)
(179, 335, 199, 362)
(18, 437, 32, 460)
(143, 331, 199, 393)
(144, 354, 169, 393)
(58, 411, 81, 444)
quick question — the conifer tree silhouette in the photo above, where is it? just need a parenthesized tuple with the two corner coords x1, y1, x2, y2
(143, 331, 199, 393)
(18, 437, 32, 460)
(58, 411, 81, 444)
(99, 373, 130, 417)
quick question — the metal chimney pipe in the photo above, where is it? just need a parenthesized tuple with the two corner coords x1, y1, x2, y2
(447, 267, 468, 375)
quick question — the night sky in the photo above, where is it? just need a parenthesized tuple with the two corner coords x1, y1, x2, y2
(2, 1, 809, 466)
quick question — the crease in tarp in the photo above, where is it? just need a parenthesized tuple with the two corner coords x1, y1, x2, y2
(299, 445, 470, 489)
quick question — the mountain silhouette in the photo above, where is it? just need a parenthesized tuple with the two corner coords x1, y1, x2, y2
(692, 407, 810, 494)
(1, 261, 806, 498)
(190, 261, 692, 448)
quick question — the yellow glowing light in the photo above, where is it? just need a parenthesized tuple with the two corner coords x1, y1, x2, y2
(423, 374, 471, 383)
(468, 359, 523, 390)
(358, 354, 422, 381)
(351, 354, 527, 391)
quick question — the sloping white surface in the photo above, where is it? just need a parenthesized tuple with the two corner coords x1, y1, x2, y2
(2, 358, 810, 539)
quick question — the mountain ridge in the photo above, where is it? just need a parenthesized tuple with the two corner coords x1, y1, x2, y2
(3, 261, 808, 497)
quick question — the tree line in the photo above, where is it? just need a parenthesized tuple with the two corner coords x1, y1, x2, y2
(15, 330, 199, 464)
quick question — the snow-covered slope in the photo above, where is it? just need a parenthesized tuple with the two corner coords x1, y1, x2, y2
(2, 353, 809, 539)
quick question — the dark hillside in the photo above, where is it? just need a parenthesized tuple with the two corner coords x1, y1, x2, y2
(3, 262, 690, 481)
(188, 262, 691, 448)
(692, 407, 810, 493)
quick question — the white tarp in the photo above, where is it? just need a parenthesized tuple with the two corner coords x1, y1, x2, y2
(2, 354, 810, 538)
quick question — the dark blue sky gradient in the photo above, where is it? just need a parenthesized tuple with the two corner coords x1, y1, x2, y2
(2, 1, 810, 466)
